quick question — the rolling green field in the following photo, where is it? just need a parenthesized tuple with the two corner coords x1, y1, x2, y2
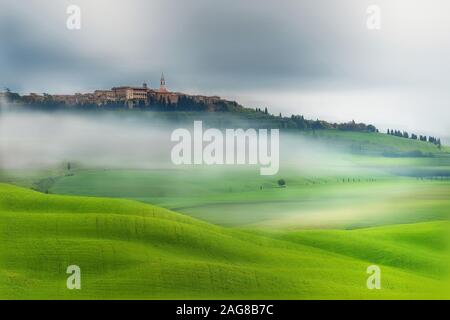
(0, 129, 449, 299)
(0, 183, 448, 299)
(42, 169, 449, 229)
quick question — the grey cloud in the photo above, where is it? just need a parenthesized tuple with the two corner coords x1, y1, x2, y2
(0, 0, 449, 137)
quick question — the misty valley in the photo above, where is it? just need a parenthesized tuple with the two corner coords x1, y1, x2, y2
(2, 0, 450, 307)
(0, 108, 449, 299)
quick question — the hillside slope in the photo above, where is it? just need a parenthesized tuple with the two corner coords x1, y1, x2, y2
(0, 184, 447, 299)
(300, 130, 449, 155)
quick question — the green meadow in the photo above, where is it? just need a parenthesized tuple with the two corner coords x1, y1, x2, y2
(0, 129, 449, 299)
(40, 168, 448, 229)
(0, 184, 448, 299)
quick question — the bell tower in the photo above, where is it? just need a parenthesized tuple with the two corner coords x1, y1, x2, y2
(160, 73, 167, 92)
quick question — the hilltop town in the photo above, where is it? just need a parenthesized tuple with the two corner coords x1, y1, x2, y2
(5, 74, 240, 112)
(1, 75, 385, 135)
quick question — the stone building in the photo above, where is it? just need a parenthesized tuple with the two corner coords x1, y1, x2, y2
(94, 90, 115, 101)
(112, 83, 149, 101)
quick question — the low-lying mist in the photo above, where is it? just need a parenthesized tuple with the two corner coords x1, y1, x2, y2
(0, 110, 174, 169)
(0, 109, 365, 176)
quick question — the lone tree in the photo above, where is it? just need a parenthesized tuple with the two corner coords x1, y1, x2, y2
(277, 179, 286, 187)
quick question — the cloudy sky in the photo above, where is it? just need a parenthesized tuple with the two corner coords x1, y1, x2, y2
(1, 0, 449, 140)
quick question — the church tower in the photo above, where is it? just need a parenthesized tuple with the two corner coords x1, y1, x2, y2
(159, 73, 167, 92)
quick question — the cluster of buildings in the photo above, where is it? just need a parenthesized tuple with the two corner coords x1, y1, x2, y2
(21, 74, 222, 108)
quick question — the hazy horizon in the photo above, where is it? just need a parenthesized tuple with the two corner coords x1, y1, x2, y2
(1, 0, 449, 140)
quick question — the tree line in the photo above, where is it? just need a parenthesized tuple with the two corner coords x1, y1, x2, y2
(387, 129, 441, 148)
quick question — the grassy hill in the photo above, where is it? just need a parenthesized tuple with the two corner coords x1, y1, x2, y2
(0, 128, 448, 299)
(299, 130, 450, 155)
(0, 183, 448, 299)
